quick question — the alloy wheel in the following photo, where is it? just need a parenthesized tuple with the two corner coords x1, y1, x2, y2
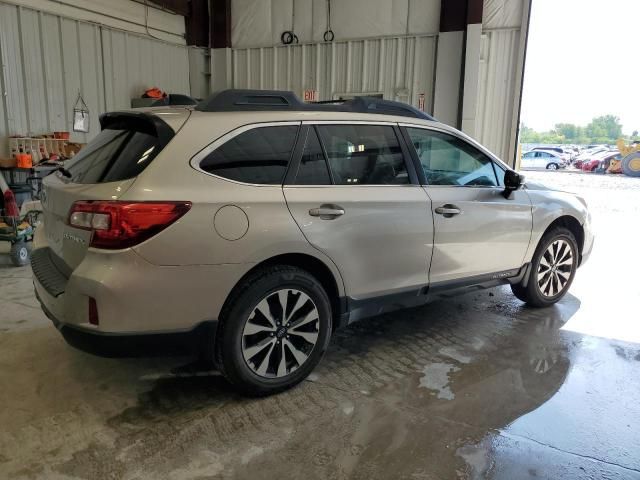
(241, 289, 320, 378)
(537, 239, 574, 297)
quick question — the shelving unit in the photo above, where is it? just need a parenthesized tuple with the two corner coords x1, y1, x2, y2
(9, 137, 69, 163)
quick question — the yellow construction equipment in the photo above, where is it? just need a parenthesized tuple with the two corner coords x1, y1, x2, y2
(610, 139, 640, 176)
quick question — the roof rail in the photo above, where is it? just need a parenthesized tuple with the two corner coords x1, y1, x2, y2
(195, 89, 435, 121)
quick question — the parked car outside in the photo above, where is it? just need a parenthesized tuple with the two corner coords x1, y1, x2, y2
(574, 146, 609, 163)
(531, 147, 571, 163)
(32, 90, 593, 395)
(574, 158, 587, 169)
(581, 151, 621, 172)
(521, 150, 566, 170)
(600, 152, 622, 171)
(560, 147, 577, 161)
(581, 158, 602, 172)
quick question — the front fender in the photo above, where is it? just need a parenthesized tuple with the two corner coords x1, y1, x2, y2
(523, 188, 590, 263)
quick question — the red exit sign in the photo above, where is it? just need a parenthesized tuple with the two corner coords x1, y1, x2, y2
(303, 89, 317, 102)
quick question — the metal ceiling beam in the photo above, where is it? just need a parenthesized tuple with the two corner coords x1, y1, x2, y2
(148, 0, 189, 17)
(186, 0, 210, 47)
(211, 0, 231, 48)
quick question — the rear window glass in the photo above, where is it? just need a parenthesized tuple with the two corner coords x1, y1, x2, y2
(199, 126, 299, 184)
(295, 128, 331, 185)
(317, 124, 409, 185)
(66, 128, 161, 184)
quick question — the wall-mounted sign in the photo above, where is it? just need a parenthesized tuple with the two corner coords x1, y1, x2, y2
(303, 89, 317, 102)
(73, 92, 90, 133)
(418, 93, 426, 112)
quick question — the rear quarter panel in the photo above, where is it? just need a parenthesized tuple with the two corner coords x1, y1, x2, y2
(121, 113, 346, 296)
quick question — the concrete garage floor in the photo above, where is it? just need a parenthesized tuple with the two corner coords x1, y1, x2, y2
(1, 171, 639, 480)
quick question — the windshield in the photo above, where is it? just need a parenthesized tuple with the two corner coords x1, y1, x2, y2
(65, 128, 161, 184)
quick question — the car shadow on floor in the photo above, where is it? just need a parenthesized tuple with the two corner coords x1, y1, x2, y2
(0, 287, 584, 479)
(99, 289, 582, 427)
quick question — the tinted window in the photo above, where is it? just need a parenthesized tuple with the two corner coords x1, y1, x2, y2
(66, 128, 160, 184)
(295, 128, 331, 185)
(200, 126, 298, 184)
(406, 128, 498, 186)
(317, 125, 409, 185)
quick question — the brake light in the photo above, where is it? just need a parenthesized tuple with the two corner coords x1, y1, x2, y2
(68, 201, 191, 249)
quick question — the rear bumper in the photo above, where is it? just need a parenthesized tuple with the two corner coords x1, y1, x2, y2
(37, 288, 217, 358)
(30, 237, 250, 358)
(30, 240, 249, 331)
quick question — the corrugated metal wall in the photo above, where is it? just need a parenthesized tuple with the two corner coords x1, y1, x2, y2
(0, 2, 190, 155)
(101, 29, 190, 111)
(231, 0, 441, 47)
(1, 0, 526, 163)
(474, 28, 521, 160)
(227, 35, 437, 111)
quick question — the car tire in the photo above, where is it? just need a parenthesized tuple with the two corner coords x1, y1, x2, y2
(10, 241, 32, 267)
(621, 152, 640, 177)
(546, 163, 558, 170)
(511, 227, 578, 308)
(216, 265, 332, 396)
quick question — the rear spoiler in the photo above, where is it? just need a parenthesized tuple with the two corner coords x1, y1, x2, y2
(99, 111, 175, 149)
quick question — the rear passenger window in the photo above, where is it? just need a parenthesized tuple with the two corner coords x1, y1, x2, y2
(200, 125, 298, 184)
(317, 125, 409, 185)
(295, 128, 331, 185)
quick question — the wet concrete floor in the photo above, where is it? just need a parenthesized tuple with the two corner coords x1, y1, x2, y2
(1, 171, 639, 479)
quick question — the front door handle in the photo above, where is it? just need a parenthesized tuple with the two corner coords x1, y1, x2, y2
(309, 205, 345, 219)
(434, 204, 461, 217)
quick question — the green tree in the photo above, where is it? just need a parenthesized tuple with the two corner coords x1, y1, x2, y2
(540, 132, 564, 144)
(555, 123, 580, 141)
(585, 115, 622, 142)
(520, 115, 625, 145)
(520, 123, 540, 143)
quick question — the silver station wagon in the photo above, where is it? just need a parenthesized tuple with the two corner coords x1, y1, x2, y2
(32, 90, 593, 395)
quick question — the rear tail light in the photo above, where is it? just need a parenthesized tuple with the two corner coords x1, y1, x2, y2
(68, 201, 191, 249)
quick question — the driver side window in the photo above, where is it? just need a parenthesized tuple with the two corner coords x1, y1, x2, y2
(406, 128, 499, 187)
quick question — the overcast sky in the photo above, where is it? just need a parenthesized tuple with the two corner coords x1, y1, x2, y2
(520, 0, 640, 133)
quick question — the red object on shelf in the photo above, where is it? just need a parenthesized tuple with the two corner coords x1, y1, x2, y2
(53, 131, 70, 140)
(3, 189, 20, 217)
(16, 153, 33, 168)
(143, 87, 166, 99)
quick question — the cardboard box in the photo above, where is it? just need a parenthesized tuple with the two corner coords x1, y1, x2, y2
(0, 157, 17, 168)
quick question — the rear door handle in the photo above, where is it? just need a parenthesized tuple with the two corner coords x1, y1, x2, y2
(309, 205, 345, 219)
(434, 204, 461, 217)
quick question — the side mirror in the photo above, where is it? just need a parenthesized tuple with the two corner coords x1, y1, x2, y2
(503, 170, 524, 198)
